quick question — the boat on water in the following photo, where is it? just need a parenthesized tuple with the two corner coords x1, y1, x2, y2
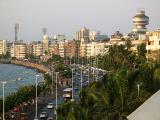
(16, 77, 23, 81)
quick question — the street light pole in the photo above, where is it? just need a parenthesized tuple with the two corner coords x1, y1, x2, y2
(34, 75, 39, 120)
(52, 63, 54, 96)
(71, 69, 74, 101)
(88, 64, 90, 85)
(133, 63, 136, 72)
(55, 72, 59, 120)
(80, 66, 83, 90)
(137, 84, 140, 97)
(1, 81, 7, 120)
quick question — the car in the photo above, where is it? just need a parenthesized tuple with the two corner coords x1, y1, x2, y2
(40, 112, 48, 119)
(74, 87, 78, 90)
(47, 103, 54, 109)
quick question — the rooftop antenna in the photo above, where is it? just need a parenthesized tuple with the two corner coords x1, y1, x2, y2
(15, 23, 19, 41)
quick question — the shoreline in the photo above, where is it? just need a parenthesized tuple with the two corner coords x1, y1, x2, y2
(0, 59, 50, 73)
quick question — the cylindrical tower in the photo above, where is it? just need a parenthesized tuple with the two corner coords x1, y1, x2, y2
(132, 10, 149, 34)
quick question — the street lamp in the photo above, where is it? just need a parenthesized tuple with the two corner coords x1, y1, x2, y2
(95, 56, 99, 81)
(55, 72, 59, 120)
(71, 69, 74, 102)
(34, 74, 39, 120)
(137, 83, 142, 97)
(80, 66, 83, 90)
(133, 63, 136, 72)
(0, 81, 7, 120)
(51, 63, 54, 96)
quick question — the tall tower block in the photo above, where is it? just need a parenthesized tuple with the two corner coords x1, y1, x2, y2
(14, 23, 19, 41)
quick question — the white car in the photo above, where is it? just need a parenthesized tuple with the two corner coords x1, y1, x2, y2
(40, 112, 48, 118)
(47, 103, 54, 109)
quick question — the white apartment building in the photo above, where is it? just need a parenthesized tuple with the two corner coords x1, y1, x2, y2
(146, 30, 160, 51)
(11, 43, 26, 59)
(0, 40, 7, 55)
(85, 42, 110, 57)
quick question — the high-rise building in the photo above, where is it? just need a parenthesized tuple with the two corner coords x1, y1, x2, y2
(76, 27, 90, 43)
(42, 34, 50, 54)
(0, 40, 7, 55)
(132, 10, 149, 34)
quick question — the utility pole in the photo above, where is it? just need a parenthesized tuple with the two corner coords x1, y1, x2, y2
(0, 81, 7, 120)
(34, 75, 39, 120)
(52, 63, 54, 96)
(80, 66, 83, 90)
(71, 69, 74, 101)
(55, 72, 59, 120)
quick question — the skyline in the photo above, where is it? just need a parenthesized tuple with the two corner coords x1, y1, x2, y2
(0, 0, 160, 41)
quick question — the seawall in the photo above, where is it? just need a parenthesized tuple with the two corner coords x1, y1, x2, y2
(11, 60, 50, 73)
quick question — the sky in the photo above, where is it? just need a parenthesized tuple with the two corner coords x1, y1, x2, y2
(0, 0, 160, 41)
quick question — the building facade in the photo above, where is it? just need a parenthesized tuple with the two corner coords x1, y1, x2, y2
(65, 40, 78, 57)
(42, 35, 50, 54)
(0, 40, 7, 55)
(146, 30, 160, 51)
(76, 27, 90, 43)
(11, 42, 27, 59)
(33, 43, 43, 56)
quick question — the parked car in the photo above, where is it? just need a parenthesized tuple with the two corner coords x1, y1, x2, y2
(74, 86, 78, 90)
(47, 103, 54, 109)
(40, 112, 48, 119)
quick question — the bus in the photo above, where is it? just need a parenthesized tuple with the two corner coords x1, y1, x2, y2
(63, 88, 72, 100)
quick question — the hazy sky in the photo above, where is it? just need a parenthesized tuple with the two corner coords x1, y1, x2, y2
(0, 0, 159, 41)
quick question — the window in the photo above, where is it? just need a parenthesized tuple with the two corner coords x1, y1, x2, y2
(148, 41, 151, 45)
